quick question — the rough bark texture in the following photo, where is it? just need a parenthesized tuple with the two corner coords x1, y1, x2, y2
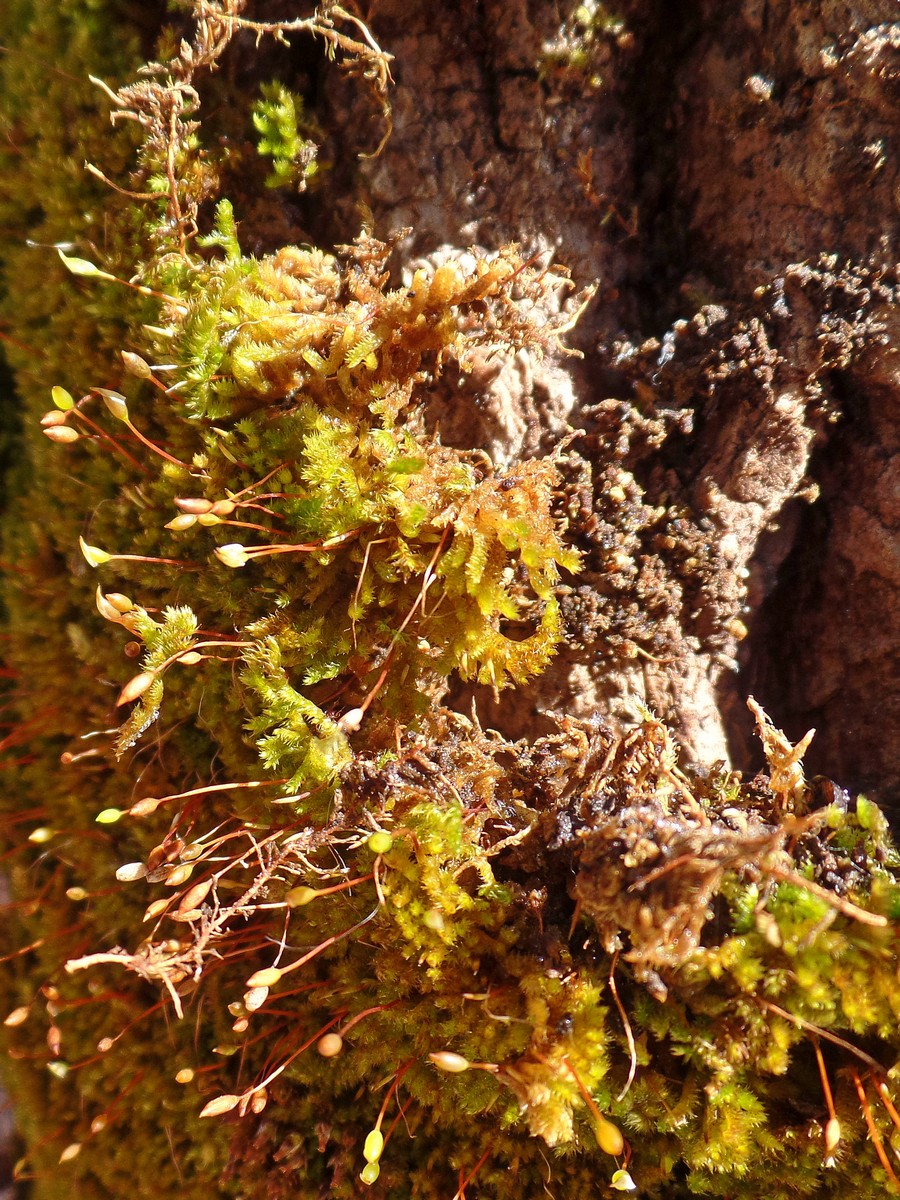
(313, 0, 900, 803)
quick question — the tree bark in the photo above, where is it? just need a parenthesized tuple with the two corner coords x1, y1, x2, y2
(2, 3, 900, 1198)
(314, 0, 900, 803)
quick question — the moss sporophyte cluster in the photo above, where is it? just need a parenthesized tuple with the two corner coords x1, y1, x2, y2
(3, 4, 900, 1199)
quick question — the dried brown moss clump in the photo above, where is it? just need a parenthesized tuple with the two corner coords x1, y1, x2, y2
(2, 4, 900, 1200)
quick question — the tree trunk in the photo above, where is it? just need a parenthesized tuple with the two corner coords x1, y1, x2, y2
(319, 0, 900, 800)
(2, 3, 900, 1199)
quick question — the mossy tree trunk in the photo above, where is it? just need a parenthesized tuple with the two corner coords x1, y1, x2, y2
(316, 0, 900, 801)
(2, 3, 900, 1199)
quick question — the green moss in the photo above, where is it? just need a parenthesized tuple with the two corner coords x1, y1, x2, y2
(252, 82, 323, 191)
(1, 5, 900, 1200)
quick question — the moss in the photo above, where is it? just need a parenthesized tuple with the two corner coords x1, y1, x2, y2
(2, 5, 900, 1200)
(252, 82, 323, 192)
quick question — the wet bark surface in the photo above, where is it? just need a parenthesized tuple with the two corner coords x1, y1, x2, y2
(312, 0, 900, 807)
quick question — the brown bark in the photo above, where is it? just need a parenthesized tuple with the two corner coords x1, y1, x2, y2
(310, 0, 900, 804)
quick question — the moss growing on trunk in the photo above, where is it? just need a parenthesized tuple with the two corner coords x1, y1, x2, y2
(2, 5, 900, 1199)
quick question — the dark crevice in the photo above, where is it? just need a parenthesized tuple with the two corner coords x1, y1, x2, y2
(730, 373, 900, 812)
(724, 486, 829, 775)
(616, 0, 708, 335)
